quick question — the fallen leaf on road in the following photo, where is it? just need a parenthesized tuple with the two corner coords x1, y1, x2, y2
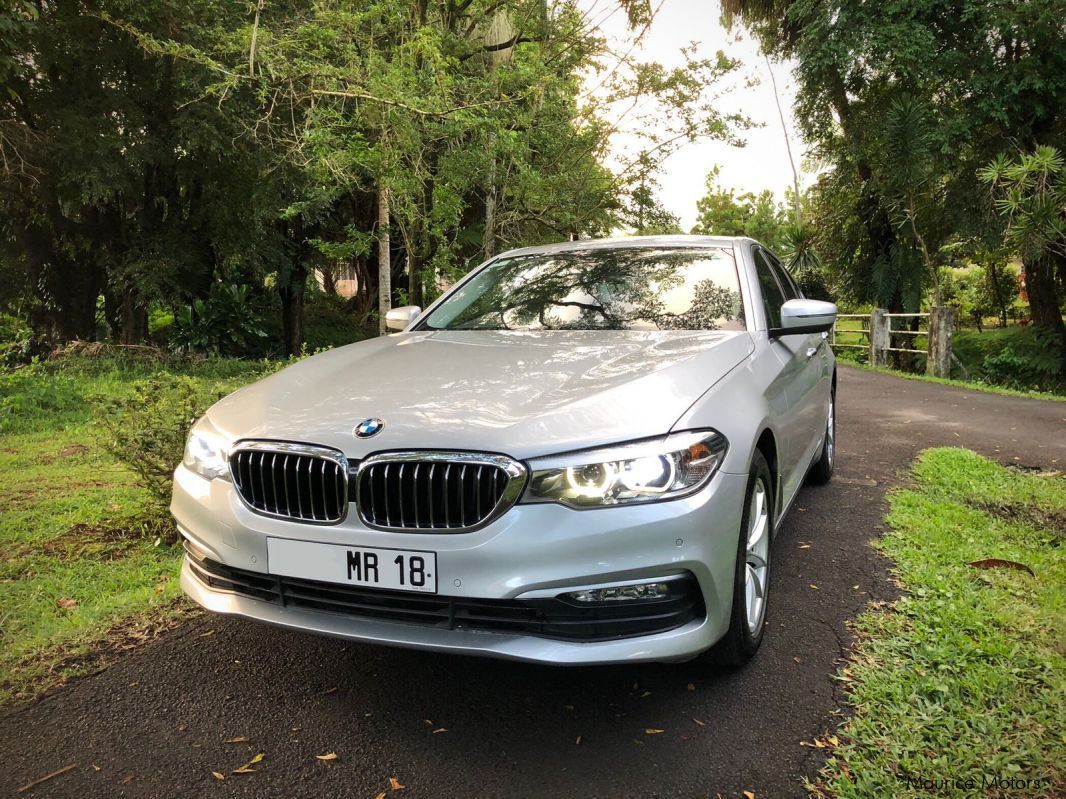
(316, 753, 338, 761)
(389, 776, 405, 790)
(211, 772, 225, 781)
(432, 728, 448, 734)
(968, 558, 1034, 576)
(321, 687, 338, 695)
(743, 791, 756, 799)
(200, 629, 214, 637)
(223, 737, 248, 744)
(564, 704, 574, 710)
(794, 656, 801, 664)
(374, 793, 386, 799)
(645, 728, 665, 735)
(575, 736, 582, 745)
(90, 765, 100, 772)
(423, 719, 433, 726)
(809, 584, 819, 589)
(798, 544, 810, 549)
(686, 683, 695, 691)
(57, 598, 77, 609)
(640, 690, 652, 698)
(232, 753, 264, 774)
(692, 719, 705, 726)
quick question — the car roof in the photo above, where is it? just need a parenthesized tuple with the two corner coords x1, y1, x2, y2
(495, 234, 753, 260)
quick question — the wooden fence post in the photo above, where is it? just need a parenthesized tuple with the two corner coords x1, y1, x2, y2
(927, 306, 954, 378)
(870, 308, 889, 366)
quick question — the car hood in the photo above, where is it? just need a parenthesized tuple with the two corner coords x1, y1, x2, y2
(206, 330, 753, 459)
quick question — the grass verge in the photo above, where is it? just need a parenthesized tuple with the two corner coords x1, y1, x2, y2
(842, 362, 1066, 402)
(811, 448, 1065, 797)
(0, 353, 267, 703)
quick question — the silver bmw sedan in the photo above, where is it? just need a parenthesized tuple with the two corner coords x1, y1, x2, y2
(173, 235, 836, 666)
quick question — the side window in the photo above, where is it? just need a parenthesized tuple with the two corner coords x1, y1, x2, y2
(753, 249, 787, 329)
(766, 251, 801, 299)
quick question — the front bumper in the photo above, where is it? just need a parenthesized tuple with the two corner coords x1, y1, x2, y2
(173, 463, 747, 665)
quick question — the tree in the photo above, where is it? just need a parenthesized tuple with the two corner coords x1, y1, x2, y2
(691, 168, 786, 251)
(0, 0, 293, 345)
(724, 0, 1066, 318)
(980, 147, 1066, 346)
(975, 251, 1020, 330)
(625, 156, 682, 235)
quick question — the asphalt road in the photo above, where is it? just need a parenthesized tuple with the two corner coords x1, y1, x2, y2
(3, 366, 1064, 799)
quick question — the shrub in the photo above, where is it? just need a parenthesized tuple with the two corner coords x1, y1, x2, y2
(0, 313, 48, 368)
(979, 340, 1064, 392)
(96, 374, 228, 512)
(170, 283, 267, 356)
(0, 366, 81, 432)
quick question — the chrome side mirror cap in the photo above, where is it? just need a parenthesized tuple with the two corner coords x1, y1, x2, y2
(771, 299, 837, 337)
(385, 305, 422, 332)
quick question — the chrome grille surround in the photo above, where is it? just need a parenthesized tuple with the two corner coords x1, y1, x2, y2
(356, 451, 527, 533)
(229, 440, 349, 525)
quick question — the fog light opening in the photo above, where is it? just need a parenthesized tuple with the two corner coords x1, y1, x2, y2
(565, 581, 674, 603)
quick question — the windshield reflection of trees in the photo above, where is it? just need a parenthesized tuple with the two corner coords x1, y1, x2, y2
(444, 249, 745, 331)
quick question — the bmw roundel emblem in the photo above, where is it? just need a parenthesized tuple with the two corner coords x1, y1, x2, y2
(354, 418, 385, 438)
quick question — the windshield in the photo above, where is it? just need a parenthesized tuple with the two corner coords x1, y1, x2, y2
(422, 247, 746, 332)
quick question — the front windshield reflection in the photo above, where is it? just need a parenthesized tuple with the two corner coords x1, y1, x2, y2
(424, 248, 746, 332)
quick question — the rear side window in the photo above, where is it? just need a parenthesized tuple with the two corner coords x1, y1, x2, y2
(753, 250, 787, 329)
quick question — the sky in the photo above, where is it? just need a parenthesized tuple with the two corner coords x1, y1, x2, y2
(584, 0, 812, 230)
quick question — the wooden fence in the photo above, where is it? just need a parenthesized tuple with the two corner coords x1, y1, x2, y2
(830, 307, 955, 378)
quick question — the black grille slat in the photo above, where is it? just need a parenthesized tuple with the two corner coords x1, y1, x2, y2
(231, 446, 346, 523)
(187, 550, 705, 642)
(358, 458, 514, 532)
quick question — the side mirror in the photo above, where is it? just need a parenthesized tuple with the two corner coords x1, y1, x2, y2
(385, 305, 422, 332)
(770, 299, 837, 337)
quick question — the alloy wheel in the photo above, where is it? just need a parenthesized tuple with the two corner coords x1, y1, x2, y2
(744, 477, 770, 635)
(826, 399, 835, 469)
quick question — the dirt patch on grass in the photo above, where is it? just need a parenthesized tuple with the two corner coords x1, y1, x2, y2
(975, 501, 1066, 543)
(7, 522, 155, 564)
(1, 598, 199, 706)
(34, 443, 92, 465)
(42, 523, 139, 558)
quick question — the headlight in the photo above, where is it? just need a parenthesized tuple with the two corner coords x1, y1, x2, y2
(182, 419, 230, 480)
(522, 430, 727, 508)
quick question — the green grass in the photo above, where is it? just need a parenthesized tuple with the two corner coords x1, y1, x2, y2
(0, 353, 267, 702)
(812, 449, 1066, 797)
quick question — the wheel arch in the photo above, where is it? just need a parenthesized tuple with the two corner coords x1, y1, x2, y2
(753, 426, 780, 520)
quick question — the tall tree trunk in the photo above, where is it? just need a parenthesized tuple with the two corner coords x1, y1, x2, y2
(279, 262, 307, 356)
(377, 186, 391, 335)
(119, 289, 147, 345)
(483, 136, 497, 261)
(766, 55, 801, 225)
(1024, 254, 1066, 347)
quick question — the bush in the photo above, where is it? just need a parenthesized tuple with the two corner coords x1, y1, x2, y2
(954, 326, 1065, 392)
(0, 313, 48, 368)
(0, 366, 81, 432)
(171, 283, 267, 356)
(979, 341, 1064, 391)
(95, 375, 228, 512)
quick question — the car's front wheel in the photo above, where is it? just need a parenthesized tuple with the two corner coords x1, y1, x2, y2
(807, 387, 836, 485)
(704, 450, 773, 666)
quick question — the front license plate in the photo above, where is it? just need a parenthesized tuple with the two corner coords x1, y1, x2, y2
(266, 538, 437, 594)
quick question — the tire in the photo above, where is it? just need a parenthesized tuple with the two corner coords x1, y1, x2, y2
(703, 450, 773, 667)
(807, 387, 836, 486)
